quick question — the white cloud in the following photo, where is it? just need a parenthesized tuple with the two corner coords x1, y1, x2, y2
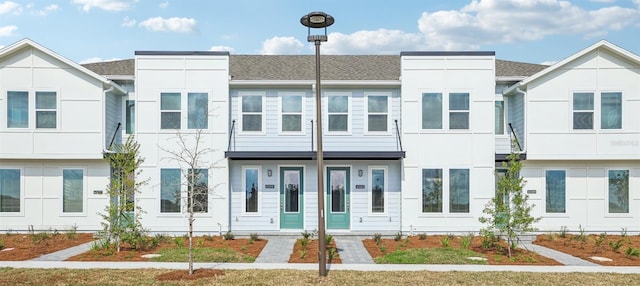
(540, 60, 558, 65)
(0, 25, 17, 37)
(121, 17, 136, 27)
(79, 57, 122, 64)
(159, 0, 169, 9)
(322, 29, 425, 54)
(139, 17, 197, 33)
(72, 0, 137, 12)
(259, 36, 304, 55)
(415, 0, 640, 50)
(35, 4, 59, 16)
(590, 0, 616, 3)
(209, 45, 234, 52)
(0, 1, 21, 15)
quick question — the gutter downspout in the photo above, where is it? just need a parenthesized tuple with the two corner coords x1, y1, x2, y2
(102, 85, 117, 156)
(515, 87, 527, 154)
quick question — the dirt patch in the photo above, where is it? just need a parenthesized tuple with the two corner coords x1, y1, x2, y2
(67, 235, 266, 261)
(363, 235, 560, 265)
(0, 233, 95, 261)
(534, 233, 640, 266)
(288, 239, 342, 264)
(156, 269, 225, 281)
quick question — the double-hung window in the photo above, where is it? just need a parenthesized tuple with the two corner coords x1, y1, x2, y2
(62, 169, 83, 213)
(161, 92, 181, 129)
(601, 92, 622, 129)
(187, 92, 208, 129)
(241, 95, 263, 132)
(160, 169, 181, 213)
(0, 169, 20, 213)
(367, 95, 388, 132)
(449, 93, 469, 129)
(281, 95, 303, 132)
(370, 167, 386, 213)
(35, 92, 56, 128)
(243, 167, 260, 214)
(545, 170, 566, 213)
(573, 92, 594, 129)
(422, 93, 442, 129)
(449, 169, 469, 213)
(608, 169, 629, 213)
(7, 91, 29, 128)
(422, 168, 443, 213)
(327, 95, 349, 132)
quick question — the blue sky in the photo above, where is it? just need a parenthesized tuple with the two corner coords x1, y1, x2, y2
(1, 0, 639, 65)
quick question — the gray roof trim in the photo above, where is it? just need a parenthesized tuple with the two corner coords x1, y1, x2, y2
(135, 51, 230, 56)
(401, 51, 495, 56)
(225, 151, 405, 160)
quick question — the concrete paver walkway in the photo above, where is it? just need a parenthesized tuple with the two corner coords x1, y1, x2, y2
(519, 243, 598, 266)
(254, 236, 296, 263)
(31, 241, 96, 261)
(333, 236, 374, 264)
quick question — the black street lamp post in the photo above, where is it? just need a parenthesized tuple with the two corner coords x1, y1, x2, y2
(300, 11, 334, 277)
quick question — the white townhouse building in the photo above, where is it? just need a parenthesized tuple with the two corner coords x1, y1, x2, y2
(1, 38, 639, 234)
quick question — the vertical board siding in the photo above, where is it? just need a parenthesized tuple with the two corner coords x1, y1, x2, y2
(104, 91, 122, 148)
(508, 93, 525, 150)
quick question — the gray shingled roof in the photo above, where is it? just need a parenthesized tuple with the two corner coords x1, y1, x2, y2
(82, 56, 547, 80)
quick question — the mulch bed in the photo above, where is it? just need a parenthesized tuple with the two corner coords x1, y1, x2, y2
(0, 233, 95, 261)
(288, 239, 342, 264)
(156, 269, 225, 281)
(363, 235, 560, 265)
(534, 233, 640, 266)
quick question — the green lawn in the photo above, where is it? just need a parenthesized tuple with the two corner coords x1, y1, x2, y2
(150, 247, 255, 263)
(374, 247, 487, 264)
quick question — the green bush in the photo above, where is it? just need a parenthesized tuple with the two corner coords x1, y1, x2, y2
(609, 239, 624, 253)
(418, 233, 427, 240)
(394, 232, 403, 242)
(625, 247, 640, 257)
(223, 231, 235, 240)
(174, 236, 185, 248)
(249, 233, 259, 243)
(301, 230, 314, 239)
(373, 233, 382, 245)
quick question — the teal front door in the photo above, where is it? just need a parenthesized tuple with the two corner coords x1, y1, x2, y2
(327, 167, 350, 229)
(280, 167, 303, 229)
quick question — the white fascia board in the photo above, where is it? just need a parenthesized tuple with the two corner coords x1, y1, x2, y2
(229, 80, 401, 87)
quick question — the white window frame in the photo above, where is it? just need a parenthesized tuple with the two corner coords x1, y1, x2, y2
(495, 95, 507, 137)
(4, 89, 59, 130)
(420, 90, 472, 132)
(124, 99, 135, 135)
(278, 92, 305, 135)
(368, 166, 388, 215)
(449, 168, 470, 214)
(543, 169, 567, 216)
(600, 91, 623, 130)
(160, 91, 182, 130)
(35, 91, 58, 129)
(159, 168, 182, 215)
(606, 168, 631, 216)
(187, 92, 209, 130)
(325, 92, 352, 134)
(239, 92, 266, 135)
(60, 168, 87, 216)
(365, 93, 391, 135)
(0, 167, 24, 217)
(242, 165, 262, 216)
(448, 92, 470, 130)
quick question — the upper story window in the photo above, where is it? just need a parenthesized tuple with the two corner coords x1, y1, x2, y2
(280, 94, 303, 133)
(422, 93, 442, 129)
(367, 95, 389, 132)
(125, 100, 135, 134)
(35, 92, 57, 128)
(449, 93, 469, 129)
(495, 100, 505, 135)
(601, 92, 622, 129)
(572, 92, 622, 130)
(7, 91, 28, 128)
(7, 91, 57, 129)
(160, 92, 181, 129)
(328, 94, 349, 132)
(241, 95, 263, 132)
(187, 92, 208, 129)
(573, 92, 594, 129)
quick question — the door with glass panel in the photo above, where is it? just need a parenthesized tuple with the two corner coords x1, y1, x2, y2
(280, 167, 303, 229)
(326, 167, 350, 229)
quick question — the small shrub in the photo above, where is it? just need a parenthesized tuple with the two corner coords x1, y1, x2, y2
(327, 247, 338, 260)
(572, 224, 587, 242)
(223, 231, 235, 240)
(249, 233, 259, 243)
(150, 236, 160, 248)
(0, 238, 4, 250)
(559, 226, 568, 238)
(325, 234, 333, 246)
(196, 238, 204, 247)
(393, 232, 403, 242)
(373, 233, 382, 245)
(380, 245, 387, 253)
(155, 233, 171, 243)
(460, 233, 473, 250)
(480, 229, 496, 249)
(91, 239, 112, 251)
(594, 235, 605, 247)
(545, 233, 555, 241)
(65, 224, 78, 240)
(301, 230, 314, 240)
(299, 237, 310, 248)
(418, 233, 427, 240)
(625, 247, 640, 257)
(299, 249, 307, 258)
(609, 239, 624, 253)
(440, 235, 451, 247)
(174, 236, 184, 248)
